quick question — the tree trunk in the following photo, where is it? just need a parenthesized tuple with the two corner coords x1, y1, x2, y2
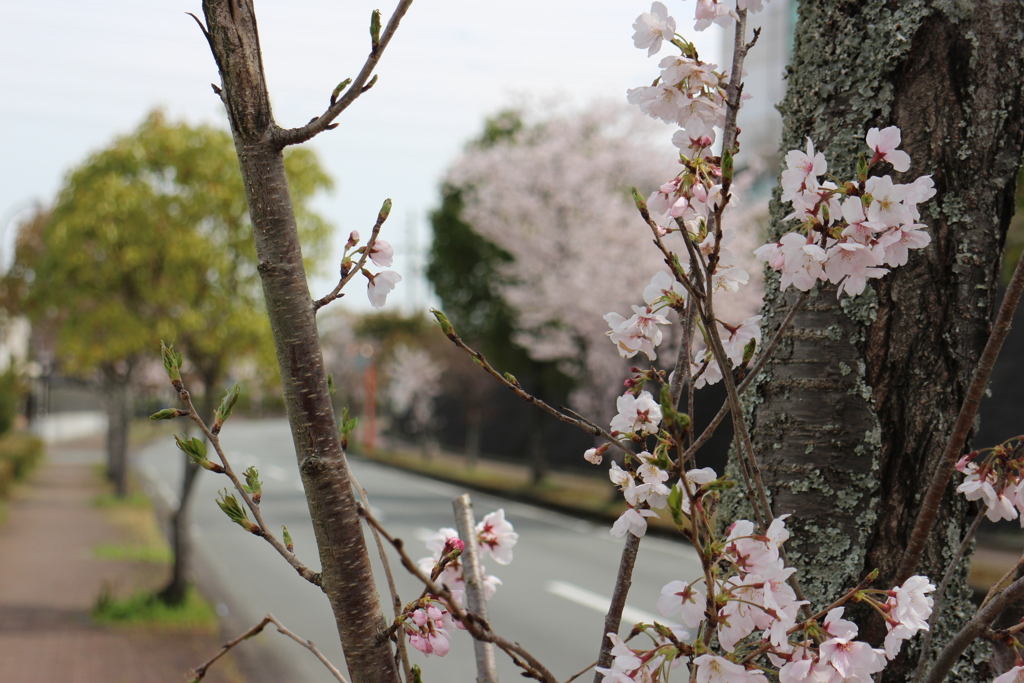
(201, 3, 398, 682)
(160, 369, 218, 606)
(739, 2, 1024, 680)
(103, 363, 132, 498)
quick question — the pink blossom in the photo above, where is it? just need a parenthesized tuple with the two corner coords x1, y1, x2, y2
(693, 654, 767, 683)
(368, 238, 395, 267)
(610, 391, 662, 437)
(366, 270, 402, 308)
(693, 0, 738, 32)
(610, 507, 658, 538)
(632, 2, 676, 56)
(475, 509, 518, 565)
(994, 665, 1024, 683)
(658, 580, 707, 628)
(866, 126, 911, 173)
(864, 175, 911, 226)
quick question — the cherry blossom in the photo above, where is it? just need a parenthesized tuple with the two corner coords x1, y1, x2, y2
(476, 509, 518, 565)
(995, 666, 1024, 683)
(693, 654, 767, 683)
(610, 507, 658, 538)
(610, 391, 663, 437)
(368, 238, 394, 267)
(366, 269, 402, 308)
(405, 604, 454, 657)
(657, 579, 706, 628)
(866, 126, 911, 173)
(632, 2, 676, 57)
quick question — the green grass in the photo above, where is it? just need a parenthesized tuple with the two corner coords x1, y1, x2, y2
(92, 586, 217, 630)
(92, 542, 172, 564)
(91, 490, 152, 508)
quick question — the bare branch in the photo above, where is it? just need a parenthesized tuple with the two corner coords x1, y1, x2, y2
(189, 613, 347, 682)
(275, 0, 415, 147)
(912, 513, 984, 683)
(314, 199, 392, 311)
(350, 470, 413, 682)
(593, 533, 641, 683)
(173, 385, 321, 587)
(924, 574, 1024, 683)
(437, 321, 635, 456)
(680, 291, 809, 464)
(898, 248, 1024, 583)
(453, 495, 499, 683)
(357, 505, 559, 683)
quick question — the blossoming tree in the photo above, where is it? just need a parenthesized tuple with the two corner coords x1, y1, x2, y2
(149, 1, 1024, 682)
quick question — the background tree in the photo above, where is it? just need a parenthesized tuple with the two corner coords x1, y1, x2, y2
(10, 109, 331, 603)
(431, 105, 763, 480)
(733, 3, 1024, 679)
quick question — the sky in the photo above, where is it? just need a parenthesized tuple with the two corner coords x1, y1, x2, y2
(0, 0, 725, 315)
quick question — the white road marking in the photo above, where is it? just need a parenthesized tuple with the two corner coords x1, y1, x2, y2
(545, 580, 673, 627)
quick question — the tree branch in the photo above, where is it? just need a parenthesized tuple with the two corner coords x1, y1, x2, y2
(912, 513, 984, 683)
(592, 533, 641, 683)
(453, 494, 499, 683)
(897, 248, 1024, 583)
(924, 574, 1024, 683)
(275, 0, 415, 147)
(189, 613, 347, 682)
(436, 321, 634, 456)
(357, 505, 558, 683)
(350, 470, 413, 682)
(314, 199, 391, 311)
(173, 384, 322, 587)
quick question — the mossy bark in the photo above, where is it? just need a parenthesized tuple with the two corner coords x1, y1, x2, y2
(737, 1, 1024, 680)
(200, 2, 399, 682)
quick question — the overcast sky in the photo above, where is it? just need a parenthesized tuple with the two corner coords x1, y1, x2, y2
(0, 0, 722, 313)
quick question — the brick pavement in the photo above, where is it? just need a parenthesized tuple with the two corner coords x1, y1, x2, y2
(0, 440, 240, 683)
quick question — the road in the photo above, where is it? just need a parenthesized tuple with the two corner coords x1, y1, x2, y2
(137, 419, 703, 683)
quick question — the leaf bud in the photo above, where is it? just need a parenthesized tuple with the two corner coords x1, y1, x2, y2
(741, 338, 757, 366)
(721, 148, 734, 184)
(216, 489, 257, 533)
(243, 465, 263, 505)
(150, 408, 186, 421)
(212, 384, 241, 434)
(430, 308, 455, 336)
(330, 77, 353, 106)
(378, 197, 393, 221)
(503, 372, 519, 386)
(283, 525, 294, 553)
(630, 187, 648, 213)
(161, 341, 183, 387)
(339, 406, 359, 450)
(370, 9, 382, 51)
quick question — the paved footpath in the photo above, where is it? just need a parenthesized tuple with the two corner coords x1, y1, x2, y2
(0, 438, 240, 683)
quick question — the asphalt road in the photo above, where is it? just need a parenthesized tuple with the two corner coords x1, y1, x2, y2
(138, 419, 702, 683)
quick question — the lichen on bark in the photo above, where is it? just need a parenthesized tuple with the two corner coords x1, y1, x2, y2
(721, 1, 1024, 679)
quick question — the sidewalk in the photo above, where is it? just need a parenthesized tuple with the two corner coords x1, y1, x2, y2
(0, 436, 239, 683)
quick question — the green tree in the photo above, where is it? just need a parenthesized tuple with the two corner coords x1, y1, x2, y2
(12, 109, 332, 602)
(427, 111, 578, 482)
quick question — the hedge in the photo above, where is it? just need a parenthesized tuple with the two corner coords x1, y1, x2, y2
(0, 433, 44, 498)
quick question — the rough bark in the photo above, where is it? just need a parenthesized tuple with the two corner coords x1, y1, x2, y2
(200, 2, 398, 682)
(739, 2, 1024, 680)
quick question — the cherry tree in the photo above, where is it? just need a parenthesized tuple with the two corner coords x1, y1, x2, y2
(146, 1, 1024, 682)
(444, 106, 763, 416)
